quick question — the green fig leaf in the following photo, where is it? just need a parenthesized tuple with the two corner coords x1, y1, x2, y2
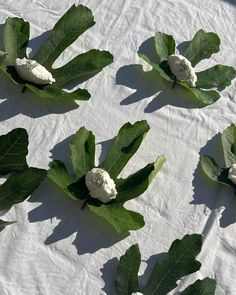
(221, 124, 236, 167)
(69, 127, 95, 179)
(115, 244, 141, 295)
(88, 202, 144, 233)
(184, 29, 220, 67)
(114, 234, 216, 295)
(0, 128, 28, 175)
(154, 32, 175, 62)
(196, 65, 236, 89)
(115, 155, 166, 203)
(99, 120, 150, 179)
(181, 278, 216, 295)
(3, 17, 29, 65)
(0, 5, 113, 102)
(0, 167, 46, 210)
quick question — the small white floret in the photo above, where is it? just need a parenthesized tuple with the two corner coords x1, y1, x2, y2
(85, 168, 117, 203)
(168, 54, 197, 87)
(15, 58, 55, 85)
(228, 164, 236, 184)
(131, 292, 143, 295)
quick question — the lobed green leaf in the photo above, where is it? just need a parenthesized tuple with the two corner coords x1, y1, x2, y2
(88, 202, 144, 233)
(184, 29, 220, 67)
(33, 4, 95, 69)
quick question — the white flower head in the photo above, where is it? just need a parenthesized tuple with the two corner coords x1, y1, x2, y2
(168, 54, 197, 87)
(85, 168, 117, 203)
(228, 164, 236, 184)
(15, 58, 55, 85)
(131, 292, 143, 295)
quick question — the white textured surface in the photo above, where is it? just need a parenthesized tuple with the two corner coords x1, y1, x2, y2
(0, 0, 235, 294)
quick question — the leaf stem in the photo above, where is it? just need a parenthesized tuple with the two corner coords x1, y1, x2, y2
(21, 86, 26, 93)
(172, 78, 177, 89)
(81, 199, 88, 210)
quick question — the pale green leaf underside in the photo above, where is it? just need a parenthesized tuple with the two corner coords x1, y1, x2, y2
(181, 278, 216, 295)
(0, 128, 28, 175)
(115, 244, 141, 295)
(154, 32, 175, 62)
(184, 29, 220, 67)
(221, 124, 236, 167)
(88, 202, 144, 233)
(3, 17, 29, 64)
(69, 127, 95, 179)
(99, 120, 150, 179)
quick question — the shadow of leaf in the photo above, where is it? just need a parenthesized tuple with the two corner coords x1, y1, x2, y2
(192, 133, 236, 227)
(100, 257, 118, 295)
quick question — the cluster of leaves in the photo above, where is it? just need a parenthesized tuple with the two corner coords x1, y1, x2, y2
(0, 128, 46, 228)
(115, 234, 216, 295)
(0, 4, 113, 100)
(139, 30, 236, 105)
(201, 124, 236, 190)
(48, 120, 165, 233)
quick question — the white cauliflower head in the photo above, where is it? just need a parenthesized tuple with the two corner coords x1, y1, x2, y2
(85, 168, 117, 203)
(15, 58, 55, 85)
(131, 293, 143, 295)
(228, 164, 236, 184)
(168, 54, 197, 87)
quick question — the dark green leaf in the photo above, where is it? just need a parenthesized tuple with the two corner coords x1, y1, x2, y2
(0, 167, 46, 210)
(48, 160, 77, 197)
(99, 120, 150, 179)
(25, 83, 90, 100)
(115, 155, 166, 203)
(0, 128, 28, 175)
(33, 4, 95, 69)
(178, 82, 220, 105)
(0, 219, 15, 228)
(3, 17, 29, 64)
(138, 53, 173, 81)
(52, 49, 113, 86)
(0, 51, 7, 63)
(69, 127, 95, 178)
(143, 234, 202, 295)
(184, 29, 220, 67)
(115, 244, 141, 295)
(88, 202, 144, 233)
(221, 124, 236, 167)
(181, 278, 216, 295)
(154, 32, 175, 62)
(196, 65, 236, 89)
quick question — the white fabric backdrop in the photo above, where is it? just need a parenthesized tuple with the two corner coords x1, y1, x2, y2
(0, 0, 235, 294)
